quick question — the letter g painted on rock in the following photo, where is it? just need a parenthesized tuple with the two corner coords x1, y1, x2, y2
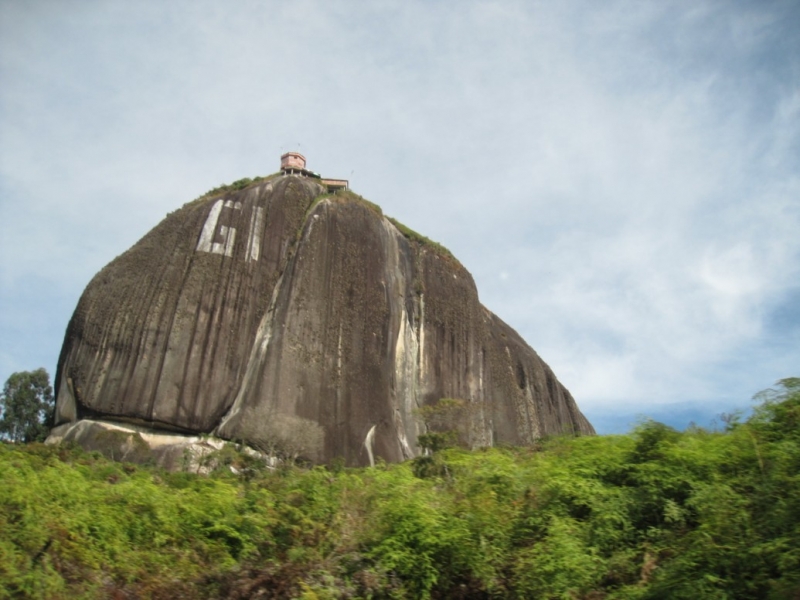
(196, 200, 242, 257)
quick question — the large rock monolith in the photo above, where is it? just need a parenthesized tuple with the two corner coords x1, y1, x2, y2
(52, 172, 594, 466)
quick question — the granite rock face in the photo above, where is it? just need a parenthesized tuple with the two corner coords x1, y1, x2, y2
(54, 175, 594, 466)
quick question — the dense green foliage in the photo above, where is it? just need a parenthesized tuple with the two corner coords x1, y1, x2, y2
(0, 369, 54, 443)
(1, 380, 798, 599)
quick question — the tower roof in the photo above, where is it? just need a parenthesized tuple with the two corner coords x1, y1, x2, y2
(280, 152, 306, 171)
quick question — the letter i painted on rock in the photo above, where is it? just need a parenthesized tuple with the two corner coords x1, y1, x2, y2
(196, 200, 242, 257)
(246, 206, 264, 262)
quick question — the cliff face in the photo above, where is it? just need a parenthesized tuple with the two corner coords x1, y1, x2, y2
(54, 175, 594, 466)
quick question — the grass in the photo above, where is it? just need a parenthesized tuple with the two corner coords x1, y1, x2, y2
(189, 173, 283, 205)
(386, 216, 460, 266)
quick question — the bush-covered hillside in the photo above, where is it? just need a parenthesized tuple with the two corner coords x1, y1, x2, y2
(2, 379, 798, 599)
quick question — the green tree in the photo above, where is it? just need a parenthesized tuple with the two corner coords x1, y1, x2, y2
(0, 368, 54, 443)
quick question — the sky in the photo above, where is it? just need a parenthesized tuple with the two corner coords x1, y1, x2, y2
(1, 0, 798, 434)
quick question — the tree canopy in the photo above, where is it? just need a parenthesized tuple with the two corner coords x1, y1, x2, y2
(0, 368, 54, 443)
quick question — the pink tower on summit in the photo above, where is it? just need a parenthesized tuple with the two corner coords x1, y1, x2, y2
(279, 151, 349, 192)
(280, 151, 306, 173)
